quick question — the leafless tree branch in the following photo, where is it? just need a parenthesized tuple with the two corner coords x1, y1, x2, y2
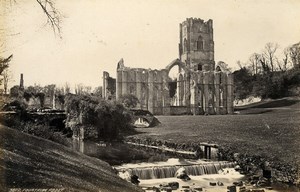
(36, 0, 62, 38)
(262, 42, 279, 72)
(0, 54, 13, 75)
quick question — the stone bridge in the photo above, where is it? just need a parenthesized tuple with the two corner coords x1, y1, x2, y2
(0, 111, 66, 129)
(27, 112, 66, 128)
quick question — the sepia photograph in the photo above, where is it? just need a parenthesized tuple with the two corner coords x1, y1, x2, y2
(0, 0, 300, 191)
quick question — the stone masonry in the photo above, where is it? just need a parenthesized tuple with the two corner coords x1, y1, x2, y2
(103, 18, 234, 115)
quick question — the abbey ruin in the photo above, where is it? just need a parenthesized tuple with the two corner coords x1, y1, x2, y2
(103, 18, 234, 115)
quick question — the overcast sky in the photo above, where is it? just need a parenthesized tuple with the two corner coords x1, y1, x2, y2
(2, 0, 300, 90)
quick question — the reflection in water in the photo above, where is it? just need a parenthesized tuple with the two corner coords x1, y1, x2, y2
(72, 139, 220, 166)
(72, 139, 170, 165)
(72, 139, 299, 192)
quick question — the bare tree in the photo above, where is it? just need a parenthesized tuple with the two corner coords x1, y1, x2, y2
(0, 54, 13, 77)
(35, 0, 62, 37)
(2, 68, 13, 94)
(64, 82, 71, 94)
(1, 0, 62, 38)
(93, 86, 102, 97)
(75, 84, 93, 95)
(248, 53, 260, 74)
(43, 84, 56, 97)
(288, 42, 300, 69)
(54, 83, 70, 96)
(75, 84, 84, 95)
(259, 54, 270, 73)
(236, 60, 243, 69)
(0, 55, 13, 93)
(279, 48, 290, 71)
(262, 42, 279, 72)
(83, 86, 92, 95)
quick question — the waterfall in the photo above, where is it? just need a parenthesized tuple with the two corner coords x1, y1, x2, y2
(122, 162, 235, 180)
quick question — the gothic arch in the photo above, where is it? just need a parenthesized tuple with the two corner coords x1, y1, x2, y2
(165, 59, 188, 75)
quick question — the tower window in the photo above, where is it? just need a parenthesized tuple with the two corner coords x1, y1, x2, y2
(197, 36, 204, 50)
(198, 64, 202, 71)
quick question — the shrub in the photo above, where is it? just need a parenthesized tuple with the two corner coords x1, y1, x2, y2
(65, 94, 133, 141)
(234, 68, 300, 100)
(119, 94, 139, 108)
(21, 122, 71, 146)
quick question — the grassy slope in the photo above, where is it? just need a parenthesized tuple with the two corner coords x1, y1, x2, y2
(133, 97, 300, 166)
(0, 125, 143, 192)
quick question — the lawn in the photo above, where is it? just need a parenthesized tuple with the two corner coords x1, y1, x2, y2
(133, 97, 300, 167)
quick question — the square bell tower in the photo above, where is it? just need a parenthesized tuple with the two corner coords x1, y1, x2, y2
(179, 18, 215, 71)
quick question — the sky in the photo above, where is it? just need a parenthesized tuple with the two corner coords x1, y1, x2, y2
(1, 0, 300, 90)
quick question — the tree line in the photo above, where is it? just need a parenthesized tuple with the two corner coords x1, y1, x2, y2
(234, 42, 300, 101)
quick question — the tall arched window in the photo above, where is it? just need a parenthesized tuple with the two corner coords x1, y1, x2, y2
(197, 36, 204, 50)
(130, 85, 135, 94)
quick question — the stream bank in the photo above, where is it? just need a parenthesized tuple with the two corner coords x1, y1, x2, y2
(125, 136, 300, 191)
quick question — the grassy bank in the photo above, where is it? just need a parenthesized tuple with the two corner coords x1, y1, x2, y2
(0, 125, 143, 192)
(132, 97, 300, 168)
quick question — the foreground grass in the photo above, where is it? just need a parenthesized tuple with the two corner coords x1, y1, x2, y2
(0, 125, 143, 192)
(133, 97, 300, 167)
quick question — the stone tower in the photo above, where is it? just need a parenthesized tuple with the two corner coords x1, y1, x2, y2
(179, 18, 215, 71)
(19, 73, 24, 90)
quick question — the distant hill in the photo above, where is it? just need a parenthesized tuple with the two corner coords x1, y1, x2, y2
(0, 125, 143, 192)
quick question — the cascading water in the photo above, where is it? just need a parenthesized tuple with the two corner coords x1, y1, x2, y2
(116, 158, 235, 180)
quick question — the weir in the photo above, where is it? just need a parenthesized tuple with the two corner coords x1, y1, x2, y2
(116, 161, 235, 180)
(126, 141, 219, 160)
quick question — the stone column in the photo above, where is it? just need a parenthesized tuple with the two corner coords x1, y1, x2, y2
(162, 70, 171, 115)
(102, 71, 109, 99)
(221, 73, 227, 114)
(141, 71, 148, 110)
(197, 72, 204, 115)
(128, 70, 136, 95)
(177, 73, 184, 106)
(190, 73, 198, 115)
(136, 70, 142, 108)
(185, 72, 191, 109)
(148, 71, 154, 114)
(156, 71, 163, 115)
(121, 70, 128, 95)
(116, 70, 122, 100)
(227, 73, 234, 114)
(214, 72, 220, 114)
(203, 72, 209, 114)
(208, 72, 216, 115)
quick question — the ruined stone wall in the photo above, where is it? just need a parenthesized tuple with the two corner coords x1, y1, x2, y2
(114, 59, 233, 115)
(103, 18, 234, 115)
(115, 59, 168, 115)
(102, 71, 116, 100)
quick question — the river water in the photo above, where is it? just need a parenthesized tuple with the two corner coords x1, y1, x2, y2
(72, 139, 299, 192)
